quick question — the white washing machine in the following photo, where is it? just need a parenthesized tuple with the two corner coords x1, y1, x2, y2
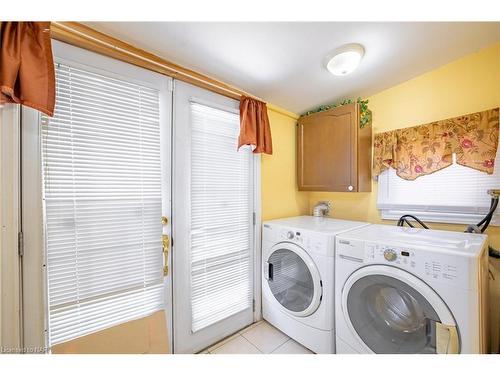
(335, 224, 489, 354)
(262, 216, 370, 354)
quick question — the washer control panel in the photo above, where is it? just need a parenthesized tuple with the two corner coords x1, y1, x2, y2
(362, 241, 468, 288)
(365, 244, 417, 268)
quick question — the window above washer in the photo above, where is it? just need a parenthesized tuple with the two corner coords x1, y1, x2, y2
(377, 152, 500, 226)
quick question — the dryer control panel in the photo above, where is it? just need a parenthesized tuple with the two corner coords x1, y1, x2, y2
(262, 223, 335, 257)
(277, 228, 333, 257)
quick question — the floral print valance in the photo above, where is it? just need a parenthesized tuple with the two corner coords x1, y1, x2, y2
(373, 108, 499, 180)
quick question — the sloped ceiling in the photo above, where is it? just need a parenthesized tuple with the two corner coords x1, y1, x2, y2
(86, 22, 500, 114)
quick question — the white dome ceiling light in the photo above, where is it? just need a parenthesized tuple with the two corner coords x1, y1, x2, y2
(325, 43, 365, 76)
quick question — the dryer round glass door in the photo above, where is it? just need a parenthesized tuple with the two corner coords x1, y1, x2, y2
(265, 243, 322, 317)
(341, 265, 459, 354)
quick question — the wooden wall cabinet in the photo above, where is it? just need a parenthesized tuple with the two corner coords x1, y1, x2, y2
(297, 103, 372, 192)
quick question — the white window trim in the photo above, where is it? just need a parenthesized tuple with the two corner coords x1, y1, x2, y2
(253, 153, 262, 322)
(21, 106, 48, 352)
(0, 104, 22, 352)
(379, 208, 500, 226)
(22, 40, 173, 352)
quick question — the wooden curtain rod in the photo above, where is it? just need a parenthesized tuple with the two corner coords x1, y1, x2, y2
(49, 22, 298, 120)
(49, 22, 262, 101)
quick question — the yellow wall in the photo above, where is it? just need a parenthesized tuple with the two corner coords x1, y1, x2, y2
(262, 108, 309, 221)
(307, 42, 500, 248)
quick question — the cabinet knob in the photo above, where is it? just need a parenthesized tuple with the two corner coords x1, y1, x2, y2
(347, 185, 354, 191)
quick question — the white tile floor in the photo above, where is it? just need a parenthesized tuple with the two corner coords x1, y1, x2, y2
(199, 320, 314, 354)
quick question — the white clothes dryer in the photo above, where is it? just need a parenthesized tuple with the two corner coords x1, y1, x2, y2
(262, 216, 370, 353)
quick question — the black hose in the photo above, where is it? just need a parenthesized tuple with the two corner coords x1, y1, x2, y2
(478, 197, 499, 233)
(403, 218, 414, 228)
(489, 246, 500, 259)
(396, 214, 429, 229)
(477, 197, 497, 226)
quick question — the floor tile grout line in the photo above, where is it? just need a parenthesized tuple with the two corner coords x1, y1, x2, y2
(242, 321, 291, 353)
(239, 333, 264, 353)
(239, 320, 264, 334)
(206, 333, 243, 353)
(241, 328, 289, 354)
(203, 319, 288, 354)
(205, 320, 263, 353)
(269, 338, 291, 354)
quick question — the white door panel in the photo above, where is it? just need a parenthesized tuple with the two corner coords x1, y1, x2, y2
(22, 40, 173, 351)
(173, 80, 255, 353)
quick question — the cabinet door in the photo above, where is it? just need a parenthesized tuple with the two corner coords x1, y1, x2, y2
(297, 104, 357, 191)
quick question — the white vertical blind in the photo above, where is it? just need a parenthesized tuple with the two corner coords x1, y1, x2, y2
(41, 62, 164, 345)
(377, 152, 500, 225)
(189, 102, 253, 332)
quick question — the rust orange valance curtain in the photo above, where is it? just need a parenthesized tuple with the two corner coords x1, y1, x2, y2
(373, 108, 499, 180)
(238, 96, 273, 155)
(0, 21, 55, 116)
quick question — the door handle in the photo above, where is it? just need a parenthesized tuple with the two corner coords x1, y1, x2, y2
(435, 322, 459, 354)
(161, 217, 169, 276)
(162, 234, 169, 276)
(264, 261, 274, 281)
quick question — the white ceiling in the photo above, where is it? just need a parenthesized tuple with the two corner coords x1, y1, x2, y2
(86, 22, 500, 114)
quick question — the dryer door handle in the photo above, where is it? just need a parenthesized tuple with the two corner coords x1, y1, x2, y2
(264, 261, 274, 281)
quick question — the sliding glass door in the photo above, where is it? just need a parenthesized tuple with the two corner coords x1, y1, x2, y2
(173, 81, 257, 353)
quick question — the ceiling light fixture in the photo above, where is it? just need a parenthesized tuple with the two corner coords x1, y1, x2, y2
(325, 43, 365, 76)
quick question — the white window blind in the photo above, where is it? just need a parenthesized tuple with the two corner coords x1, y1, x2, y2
(377, 152, 500, 225)
(41, 62, 164, 345)
(189, 102, 253, 332)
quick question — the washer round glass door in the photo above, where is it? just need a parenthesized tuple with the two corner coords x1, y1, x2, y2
(265, 242, 322, 317)
(342, 265, 459, 354)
